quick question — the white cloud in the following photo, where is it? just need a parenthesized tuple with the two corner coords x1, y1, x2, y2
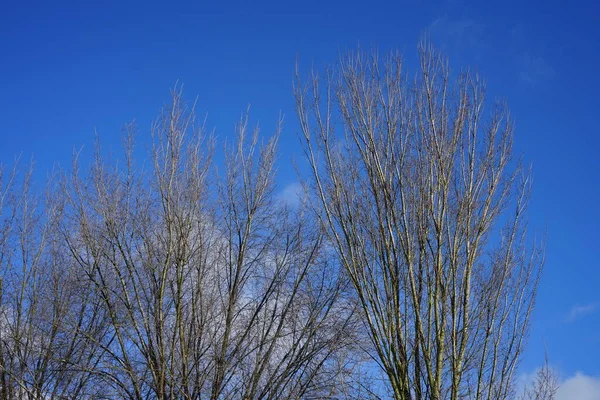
(515, 369, 539, 397)
(566, 303, 597, 322)
(518, 368, 600, 400)
(278, 182, 305, 208)
(557, 373, 600, 400)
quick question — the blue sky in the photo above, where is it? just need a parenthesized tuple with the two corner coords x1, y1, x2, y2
(1, 0, 599, 392)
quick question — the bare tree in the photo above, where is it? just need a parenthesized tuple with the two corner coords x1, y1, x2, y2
(0, 161, 106, 399)
(0, 42, 545, 399)
(295, 43, 543, 400)
(0, 88, 365, 399)
(56, 89, 359, 399)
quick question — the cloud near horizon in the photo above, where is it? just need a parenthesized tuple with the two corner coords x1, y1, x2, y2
(518, 369, 600, 400)
(557, 373, 600, 400)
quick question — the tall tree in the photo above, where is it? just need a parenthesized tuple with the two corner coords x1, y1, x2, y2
(295, 43, 543, 400)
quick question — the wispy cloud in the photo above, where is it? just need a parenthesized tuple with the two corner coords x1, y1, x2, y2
(510, 24, 555, 86)
(519, 52, 555, 86)
(427, 16, 485, 61)
(566, 303, 597, 323)
(277, 182, 305, 208)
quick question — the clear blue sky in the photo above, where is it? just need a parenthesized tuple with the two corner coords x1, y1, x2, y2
(1, 0, 599, 382)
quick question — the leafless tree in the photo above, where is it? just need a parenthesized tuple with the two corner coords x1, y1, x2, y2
(0, 161, 107, 399)
(1, 42, 545, 399)
(295, 43, 543, 400)
(0, 89, 365, 399)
